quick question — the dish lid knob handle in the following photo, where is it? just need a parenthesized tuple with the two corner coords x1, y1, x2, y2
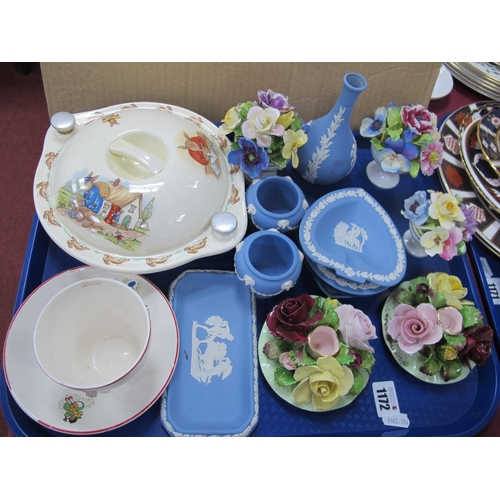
(212, 212, 238, 236)
(50, 111, 76, 134)
(108, 137, 165, 175)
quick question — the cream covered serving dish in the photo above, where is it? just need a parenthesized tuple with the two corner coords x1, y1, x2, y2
(33, 102, 247, 273)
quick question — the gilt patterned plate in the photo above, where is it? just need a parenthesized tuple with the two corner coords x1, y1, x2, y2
(437, 102, 500, 258)
(459, 106, 500, 215)
(478, 107, 500, 174)
(299, 187, 406, 287)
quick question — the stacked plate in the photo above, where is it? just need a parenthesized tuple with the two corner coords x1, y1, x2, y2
(437, 101, 500, 258)
(298, 187, 407, 298)
(445, 63, 500, 100)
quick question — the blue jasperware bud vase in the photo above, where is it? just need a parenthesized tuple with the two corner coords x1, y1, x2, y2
(297, 72, 367, 185)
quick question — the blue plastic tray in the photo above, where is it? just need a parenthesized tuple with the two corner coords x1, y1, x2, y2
(2, 138, 500, 436)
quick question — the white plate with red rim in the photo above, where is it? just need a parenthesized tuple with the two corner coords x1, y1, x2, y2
(3, 266, 179, 435)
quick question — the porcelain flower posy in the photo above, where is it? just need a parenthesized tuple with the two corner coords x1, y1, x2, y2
(388, 274, 493, 381)
(388, 303, 443, 354)
(220, 90, 308, 178)
(263, 295, 377, 410)
(293, 356, 354, 410)
(336, 304, 377, 353)
(401, 189, 477, 260)
(360, 103, 444, 177)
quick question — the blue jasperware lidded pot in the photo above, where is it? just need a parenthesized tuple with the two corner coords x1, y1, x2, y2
(245, 176, 308, 232)
(234, 230, 303, 298)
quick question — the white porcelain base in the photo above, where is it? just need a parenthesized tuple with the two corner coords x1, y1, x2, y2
(403, 228, 428, 258)
(366, 160, 400, 189)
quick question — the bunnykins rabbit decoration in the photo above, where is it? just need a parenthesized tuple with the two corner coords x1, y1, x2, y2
(297, 73, 367, 185)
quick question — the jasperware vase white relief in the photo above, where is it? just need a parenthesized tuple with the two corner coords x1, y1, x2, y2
(297, 73, 368, 185)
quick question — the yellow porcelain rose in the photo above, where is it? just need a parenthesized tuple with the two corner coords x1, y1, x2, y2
(219, 106, 241, 135)
(293, 356, 354, 410)
(427, 272, 468, 309)
(428, 191, 465, 230)
(439, 345, 458, 361)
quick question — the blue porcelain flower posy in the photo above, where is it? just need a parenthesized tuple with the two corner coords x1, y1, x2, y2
(401, 190, 430, 225)
(362, 103, 444, 179)
(228, 137, 269, 178)
(359, 106, 387, 138)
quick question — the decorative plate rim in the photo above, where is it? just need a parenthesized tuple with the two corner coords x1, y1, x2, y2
(459, 112, 500, 215)
(437, 101, 500, 258)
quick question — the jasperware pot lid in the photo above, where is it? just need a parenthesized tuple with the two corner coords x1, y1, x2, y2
(33, 102, 247, 274)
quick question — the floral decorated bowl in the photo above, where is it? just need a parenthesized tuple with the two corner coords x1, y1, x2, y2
(33, 102, 247, 274)
(381, 272, 494, 384)
(258, 294, 377, 411)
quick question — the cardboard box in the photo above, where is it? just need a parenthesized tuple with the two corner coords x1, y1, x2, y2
(40, 62, 441, 129)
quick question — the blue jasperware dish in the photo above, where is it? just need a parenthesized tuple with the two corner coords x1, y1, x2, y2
(299, 187, 406, 287)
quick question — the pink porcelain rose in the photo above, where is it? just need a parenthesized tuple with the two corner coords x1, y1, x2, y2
(336, 304, 377, 353)
(388, 303, 443, 354)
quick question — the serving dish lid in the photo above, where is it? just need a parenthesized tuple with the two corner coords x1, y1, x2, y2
(33, 102, 247, 274)
(299, 187, 406, 287)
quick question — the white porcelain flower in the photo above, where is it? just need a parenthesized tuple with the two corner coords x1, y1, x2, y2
(241, 106, 285, 148)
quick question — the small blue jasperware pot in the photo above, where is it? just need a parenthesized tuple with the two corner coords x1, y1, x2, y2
(234, 230, 303, 298)
(245, 176, 308, 232)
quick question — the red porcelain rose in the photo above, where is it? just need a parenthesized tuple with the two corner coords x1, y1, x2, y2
(266, 294, 323, 344)
(460, 324, 494, 368)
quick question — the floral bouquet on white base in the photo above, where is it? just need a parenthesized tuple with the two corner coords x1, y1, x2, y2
(360, 103, 444, 178)
(401, 190, 477, 260)
(261, 294, 376, 410)
(219, 90, 308, 179)
(386, 272, 493, 382)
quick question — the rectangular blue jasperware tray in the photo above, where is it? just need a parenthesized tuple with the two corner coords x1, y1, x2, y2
(2, 138, 500, 437)
(160, 269, 258, 436)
